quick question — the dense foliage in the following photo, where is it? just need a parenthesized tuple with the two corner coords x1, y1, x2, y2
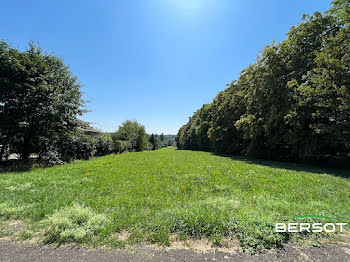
(148, 133, 175, 150)
(112, 120, 148, 153)
(94, 134, 115, 156)
(176, 1, 350, 162)
(0, 41, 85, 161)
(35, 132, 115, 166)
(0, 42, 163, 165)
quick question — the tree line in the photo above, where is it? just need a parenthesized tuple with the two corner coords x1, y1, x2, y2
(111, 121, 175, 153)
(176, 0, 350, 162)
(0, 42, 173, 166)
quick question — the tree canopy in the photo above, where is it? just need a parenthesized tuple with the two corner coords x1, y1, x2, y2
(112, 120, 148, 152)
(0, 41, 85, 160)
(176, 0, 350, 162)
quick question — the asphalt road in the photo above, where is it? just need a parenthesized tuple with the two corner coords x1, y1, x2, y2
(1, 240, 350, 262)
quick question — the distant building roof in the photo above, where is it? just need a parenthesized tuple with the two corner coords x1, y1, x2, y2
(77, 120, 100, 134)
(77, 126, 100, 133)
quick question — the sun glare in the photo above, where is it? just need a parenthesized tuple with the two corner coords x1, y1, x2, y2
(168, 0, 206, 10)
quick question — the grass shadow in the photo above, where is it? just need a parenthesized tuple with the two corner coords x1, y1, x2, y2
(211, 152, 350, 179)
(0, 159, 36, 173)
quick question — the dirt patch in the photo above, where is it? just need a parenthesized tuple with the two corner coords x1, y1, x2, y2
(169, 237, 241, 254)
(7, 220, 25, 233)
(112, 231, 131, 241)
(147, 234, 242, 254)
(0, 220, 26, 237)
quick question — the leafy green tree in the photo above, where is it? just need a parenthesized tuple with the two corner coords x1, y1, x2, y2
(176, 1, 350, 162)
(208, 85, 246, 154)
(149, 133, 155, 146)
(0, 41, 85, 160)
(285, 14, 350, 159)
(112, 120, 147, 152)
(330, 0, 350, 23)
(149, 133, 162, 150)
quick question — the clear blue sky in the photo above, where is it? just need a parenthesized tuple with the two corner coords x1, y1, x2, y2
(0, 0, 331, 134)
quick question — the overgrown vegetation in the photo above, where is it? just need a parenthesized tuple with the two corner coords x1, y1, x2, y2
(176, 0, 350, 163)
(0, 148, 349, 252)
(43, 203, 109, 245)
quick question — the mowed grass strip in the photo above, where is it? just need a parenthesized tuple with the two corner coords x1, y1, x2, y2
(0, 147, 349, 252)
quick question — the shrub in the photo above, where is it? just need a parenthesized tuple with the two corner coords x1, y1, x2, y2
(39, 144, 64, 166)
(36, 132, 97, 165)
(94, 134, 115, 156)
(59, 133, 96, 162)
(114, 140, 133, 153)
(43, 204, 109, 244)
(145, 141, 153, 151)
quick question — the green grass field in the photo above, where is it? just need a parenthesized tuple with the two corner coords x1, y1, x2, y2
(0, 147, 349, 252)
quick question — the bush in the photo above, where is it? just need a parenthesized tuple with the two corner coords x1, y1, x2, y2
(36, 132, 97, 165)
(59, 133, 96, 162)
(43, 203, 109, 244)
(114, 140, 133, 153)
(39, 144, 64, 166)
(94, 134, 115, 156)
(145, 141, 153, 151)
